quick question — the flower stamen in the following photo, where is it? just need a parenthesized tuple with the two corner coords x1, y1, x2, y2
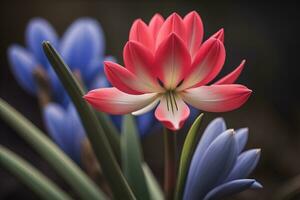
(166, 91, 178, 114)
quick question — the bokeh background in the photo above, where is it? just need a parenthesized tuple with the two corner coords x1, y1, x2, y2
(0, 0, 299, 199)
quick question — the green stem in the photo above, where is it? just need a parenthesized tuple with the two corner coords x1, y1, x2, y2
(164, 128, 177, 200)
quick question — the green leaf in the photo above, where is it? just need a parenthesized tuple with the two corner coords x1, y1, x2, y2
(142, 163, 164, 200)
(0, 145, 72, 200)
(121, 115, 150, 200)
(0, 99, 107, 200)
(175, 113, 204, 200)
(42, 41, 135, 200)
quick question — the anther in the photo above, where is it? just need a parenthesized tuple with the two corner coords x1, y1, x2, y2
(157, 78, 165, 88)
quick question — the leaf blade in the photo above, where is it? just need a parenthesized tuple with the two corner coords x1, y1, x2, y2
(0, 145, 73, 200)
(142, 163, 164, 200)
(175, 113, 204, 200)
(121, 115, 150, 200)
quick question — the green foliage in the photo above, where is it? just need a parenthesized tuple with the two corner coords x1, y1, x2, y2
(0, 145, 73, 200)
(0, 98, 107, 200)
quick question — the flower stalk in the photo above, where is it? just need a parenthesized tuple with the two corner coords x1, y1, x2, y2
(164, 128, 177, 200)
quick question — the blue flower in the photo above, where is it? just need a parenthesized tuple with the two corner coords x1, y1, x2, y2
(183, 118, 262, 200)
(43, 103, 85, 164)
(7, 17, 109, 105)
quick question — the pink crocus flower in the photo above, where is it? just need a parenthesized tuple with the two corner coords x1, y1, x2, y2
(84, 11, 252, 130)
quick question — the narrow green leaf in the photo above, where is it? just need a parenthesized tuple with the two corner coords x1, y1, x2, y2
(121, 115, 150, 200)
(42, 41, 135, 200)
(175, 113, 204, 200)
(0, 145, 72, 200)
(0, 99, 107, 200)
(142, 163, 164, 200)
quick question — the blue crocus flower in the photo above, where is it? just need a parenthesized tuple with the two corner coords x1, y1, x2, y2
(183, 118, 262, 200)
(7, 17, 110, 105)
(43, 103, 85, 164)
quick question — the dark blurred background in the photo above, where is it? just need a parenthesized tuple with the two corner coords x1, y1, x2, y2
(0, 0, 300, 199)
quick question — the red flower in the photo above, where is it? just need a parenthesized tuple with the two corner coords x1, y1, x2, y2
(84, 11, 251, 130)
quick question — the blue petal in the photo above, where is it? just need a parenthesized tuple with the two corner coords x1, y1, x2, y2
(251, 181, 263, 189)
(84, 56, 116, 86)
(183, 129, 238, 200)
(87, 74, 109, 91)
(136, 112, 156, 137)
(110, 115, 122, 131)
(42, 103, 68, 153)
(188, 107, 200, 122)
(193, 117, 227, 159)
(59, 18, 105, 72)
(235, 128, 249, 153)
(65, 103, 86, 164)
(225, 149, 261, 182)
(7, 45, 38, 95)
(203, 179, 256, 200)
(25, 18, 58, 67)
(83, 57, 104, 85)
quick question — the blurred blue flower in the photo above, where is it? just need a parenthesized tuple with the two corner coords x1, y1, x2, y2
(7, 17, 111, 106)
(43, 102, 85, 164)
(183, 118, 262, 200)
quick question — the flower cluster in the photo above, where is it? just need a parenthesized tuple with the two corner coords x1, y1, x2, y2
(84, 11, 252, 130)
(7, 18, 110, 105)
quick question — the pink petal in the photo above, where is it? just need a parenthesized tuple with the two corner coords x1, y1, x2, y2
(149, 14, 164, 42)
(155, 95, 190, 130)
(123, 41, 163, 91)
(155, 33, 191, 89)
(178, 38, 225, 90)
(156, 13, 187, 49)
(129, 19, 154, 50)
(104, 61, 154, 94)
(214, 60, 245, 85)
(181, 84, 252, 112)
(84, 87, 158, 114)
(210, 28, 224, 43)
(184, 11, 204, 57)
